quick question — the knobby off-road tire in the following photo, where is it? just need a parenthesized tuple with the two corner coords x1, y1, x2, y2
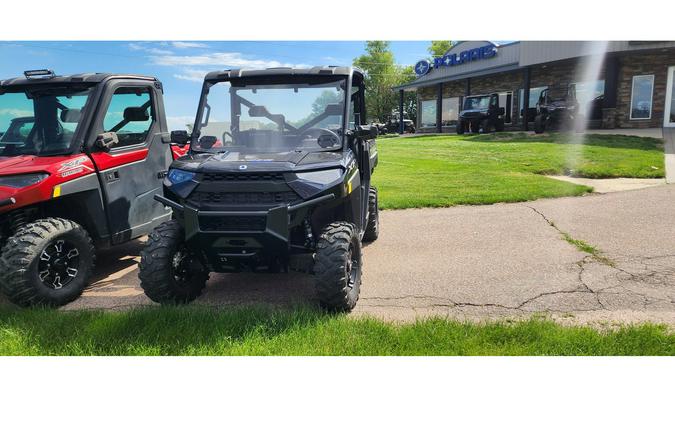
(534, 115, 545, 134)
(456, 120, 465, 134)
(363, 186, 379, 243)
(139, 220, 209, 304)
(314, 222, 363, 312)
(481, 119, 491, 134)
(0, 218, 95, 307)
(470, 122, 481, 134)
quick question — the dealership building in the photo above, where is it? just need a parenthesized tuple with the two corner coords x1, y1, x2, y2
(394, 41, 675, 133)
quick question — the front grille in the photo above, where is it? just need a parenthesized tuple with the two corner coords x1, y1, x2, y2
(201, 173, 285, 182)
(189, 191, 300, 206)
(199, 215, 266, 232)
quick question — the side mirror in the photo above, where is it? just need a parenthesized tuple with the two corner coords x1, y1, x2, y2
(498, 107, 506, 116)
(356, 125, 378, 140)
(170, 130, 189, 145)
(96, 132, 119, 150)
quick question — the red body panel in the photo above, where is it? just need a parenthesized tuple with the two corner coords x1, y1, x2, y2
(170, 144, 190, 160)
(89, 148, 149, 171)
(0, 154, 97, 212)
(1, 140, 179, 213)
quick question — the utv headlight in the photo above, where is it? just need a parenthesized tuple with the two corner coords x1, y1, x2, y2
(0, 173, 49, 188)
(295, 169, 343, 186)
(167, 168, 195, 185)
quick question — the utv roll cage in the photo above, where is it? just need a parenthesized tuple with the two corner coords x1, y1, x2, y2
(189, 67, 366, 152)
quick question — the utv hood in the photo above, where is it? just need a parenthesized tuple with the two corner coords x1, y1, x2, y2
(173, 150, 347, 173)
(0, 155, 36, 171)
(460, 109, 488, 118)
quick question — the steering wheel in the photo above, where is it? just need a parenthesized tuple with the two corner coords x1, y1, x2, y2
(300, 127, 340, 148)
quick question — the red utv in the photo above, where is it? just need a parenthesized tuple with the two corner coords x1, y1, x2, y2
(0, 69, 188, 307)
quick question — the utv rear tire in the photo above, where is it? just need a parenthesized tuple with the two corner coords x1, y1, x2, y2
(456, 120, 465, 134)
(481, 119, 491, 133)
(0, 218, 95, 307)
(139, 220, 209, 304)
(495, 119, 505, 132)
(314, 222, 362, 312)
(363, 187, 379, 243)
(534, 115, 545, 134)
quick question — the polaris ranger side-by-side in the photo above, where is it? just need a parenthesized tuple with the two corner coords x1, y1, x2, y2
(456, 93, 505, 134)
(0, 70, 188, 307)
(533, 85, 579, 134)
(139, 66, 379, 311)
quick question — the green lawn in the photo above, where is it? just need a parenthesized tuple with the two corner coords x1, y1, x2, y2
(373, 132, 664, 209)
(0, 306, 672, 355)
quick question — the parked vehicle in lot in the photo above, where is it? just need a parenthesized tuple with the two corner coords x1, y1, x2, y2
(533, 85, 579, 133)
(371, 121, 388, 135)
(456, 93, 505, 134)
(385, 112, 416, 134)
(0, 69, 188, 307)
(139, 66, 379, 312)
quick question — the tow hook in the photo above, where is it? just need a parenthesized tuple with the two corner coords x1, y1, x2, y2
(0, 198, 16, 208)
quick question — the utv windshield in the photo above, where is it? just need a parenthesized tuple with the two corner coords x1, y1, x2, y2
(192, 77, 347, 154)
(0, 86, 92, 157)
(463, 96, 491, 111)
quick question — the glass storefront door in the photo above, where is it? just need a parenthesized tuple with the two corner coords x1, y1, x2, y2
(666, 66, 675, 127)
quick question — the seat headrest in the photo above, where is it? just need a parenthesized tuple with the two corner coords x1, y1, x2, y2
(60, 108, 82, 123)
(123, 107, 150, 122)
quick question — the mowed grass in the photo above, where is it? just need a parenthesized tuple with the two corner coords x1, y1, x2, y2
(373, 132, 664, 209)
(0, 306, 672, 355)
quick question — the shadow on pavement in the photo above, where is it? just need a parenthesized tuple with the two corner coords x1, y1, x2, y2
(197, 272, 319, 309)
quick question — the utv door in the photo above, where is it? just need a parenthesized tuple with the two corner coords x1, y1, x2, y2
(88, 81, 172, 244)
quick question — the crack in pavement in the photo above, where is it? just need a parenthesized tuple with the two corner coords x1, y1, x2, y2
(361, 205, 674, 314)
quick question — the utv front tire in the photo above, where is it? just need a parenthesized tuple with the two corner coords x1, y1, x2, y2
(363, 187, 379, 242)
(139, 220, 209, 304)
(456, 120, 465, 134)
(0, 218, 95, 307)
(534, 115, 545, 134)
(314, 222, 362, 312)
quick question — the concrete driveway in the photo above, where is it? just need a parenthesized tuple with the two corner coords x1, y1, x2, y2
(53, 184, 675, 325)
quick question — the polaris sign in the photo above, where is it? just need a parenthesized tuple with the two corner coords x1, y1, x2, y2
(414, 44, 498, 77)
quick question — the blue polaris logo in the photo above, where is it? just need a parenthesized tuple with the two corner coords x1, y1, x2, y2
(415, 44, 498, 77)
(414, 59, 431, 76)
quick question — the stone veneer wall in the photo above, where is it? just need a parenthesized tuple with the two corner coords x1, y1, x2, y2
(615, 50, 675, 128)
(413, 49, 675, 131)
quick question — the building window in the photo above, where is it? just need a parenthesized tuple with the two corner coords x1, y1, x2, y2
(630, 75, 654, 120)
(420, 99, 436, 128)
(571, 80, 605, 120)
(519, 86, 548, 122)
(441, 97, 460, 126)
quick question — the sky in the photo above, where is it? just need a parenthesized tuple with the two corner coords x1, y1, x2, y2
(0, 41, 430, 130)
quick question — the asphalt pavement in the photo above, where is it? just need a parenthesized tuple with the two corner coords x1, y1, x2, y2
(5, 184, 674, 326)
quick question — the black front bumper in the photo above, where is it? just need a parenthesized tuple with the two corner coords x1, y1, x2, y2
(155, 193, 334, 271)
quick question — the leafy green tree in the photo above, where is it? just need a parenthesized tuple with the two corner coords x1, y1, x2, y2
(428, 40, 454, 57)
(291, 90, 342, 127)
(354, 41, 416, 123)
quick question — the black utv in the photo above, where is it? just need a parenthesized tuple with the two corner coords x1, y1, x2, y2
(138, 67, 379, 312)
(385, 112, 415, 134)
(456, 93, 505, 134)
(533, 85, 579, 134)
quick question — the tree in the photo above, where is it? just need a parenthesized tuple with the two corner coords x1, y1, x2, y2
(292, 89, 342, 127)
(353, 41, 415, 123)
(428, 40, 454, 58)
